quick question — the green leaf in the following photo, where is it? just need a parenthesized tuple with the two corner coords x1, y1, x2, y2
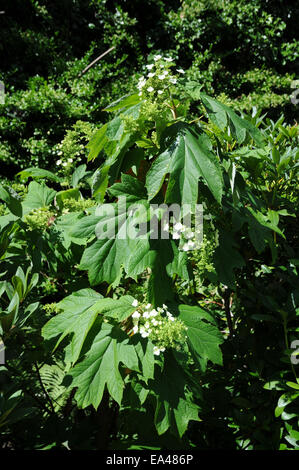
(200, 93, 265, 146)
(55, 188, 81, 210)
(22, 181, 56, 215)
(103, 93, 141, 112)
(17, 167, 61, 183)
(0, 185, 23, 218)
(71, 164, 87, 188)
(89, 295, 137, 322)
(42, 288, 103, 363)
(178, 304, 223, 368)
(150, 353, 200, 436)
(67, 323, 139, 408)
(108, 174, 147, 203)
(213, 231, 245, 288)
(146, 123, 223, 204)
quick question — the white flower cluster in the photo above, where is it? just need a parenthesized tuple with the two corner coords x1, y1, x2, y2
(56, 158, 73, 167)
(130, 299, 187, 356)
(137, 56, 185, 98)
(162, 220, 200, 251)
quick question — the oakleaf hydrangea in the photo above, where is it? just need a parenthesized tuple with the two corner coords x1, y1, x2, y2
(130, 300, 188, 356)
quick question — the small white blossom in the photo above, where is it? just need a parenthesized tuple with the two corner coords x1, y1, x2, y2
(158, 74, 166, 80)
(176, 68, 185, 74)
(68, 158, 73, 163)
(164, 57, 173, 62)
(173, 231, 181, 239)
(153, 346, 161, 355)
(147, 86, 154, 92)
(56, 160, 62, 166)
(132, 299, 138, 307)
(132, 311, 141, 319)
(154, 55, 162, 61)
(170, 78, 177, 84)
(132, 325, 139, 334)
(143, 311, 150, 319)
(141, 331, 149, 338)
(185, 231, 195, 239)
(145, 303, 151, 309)
(146, 64, 155, 69)
(174, 222, 183, 231)
(148, 72, 155, 77)
(62, 162, 67, 167)
(157, 90, 163, 95)
(149, 309, 158, 317)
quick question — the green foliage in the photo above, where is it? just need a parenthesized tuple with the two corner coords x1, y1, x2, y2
(0, 4, 298, 451)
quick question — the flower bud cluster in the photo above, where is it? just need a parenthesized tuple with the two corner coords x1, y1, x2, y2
(130, 299, 188, 356)
(62, 197, 96, 213)
(24, 207, 55, 232)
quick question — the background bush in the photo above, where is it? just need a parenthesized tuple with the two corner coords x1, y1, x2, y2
(0, 0, 298, 175)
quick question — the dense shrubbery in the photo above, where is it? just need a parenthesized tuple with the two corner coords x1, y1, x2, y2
(0, 0, 298, 452)
(0, 0, 298, 174)
(1, 52, 298, 449)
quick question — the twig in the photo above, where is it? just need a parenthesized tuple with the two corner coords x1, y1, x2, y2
(79, 46, 115, 77)
(223, 288, 234, 337)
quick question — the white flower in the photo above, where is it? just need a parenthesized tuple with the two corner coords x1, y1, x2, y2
(148, 72, 155, 77)
(138, 91, 142, 96)
(149, 309, 158, 317)
(132, 299, 138, 307)
(145, 322, 150, 329)
(146, 64, 155, 69)
(174, 222, 183, 231)
(145, 303, 151, 309)
(162, 304, 168, 310)
(187, 240, 196, 249)
(62, 162, 67, 167)
(132, 325, 139, 334)
(185, 231, 195, 240)
(173, 231, 181, 239)
(176, 68, 185, 74)
(147, 86, 154, 92)
(143, 311, 150, 319)
(160, 347, 166, 352)
(152, 319, 158, 326)
(56, 160, 62, 165)
(157, 90, 163, 95)
(182, 243, 190, 251)
(158, 74, 166, 80)
(132, 311, 141, 319)
(141, 331, 149, 338)
(68, 158, 73, 163)
(153, 346, 161, 355)
(154, 55, 162, 61)
(137, 80, 146, 90)
(170, 78, 177, 84)
(164, 57, 173, 62)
